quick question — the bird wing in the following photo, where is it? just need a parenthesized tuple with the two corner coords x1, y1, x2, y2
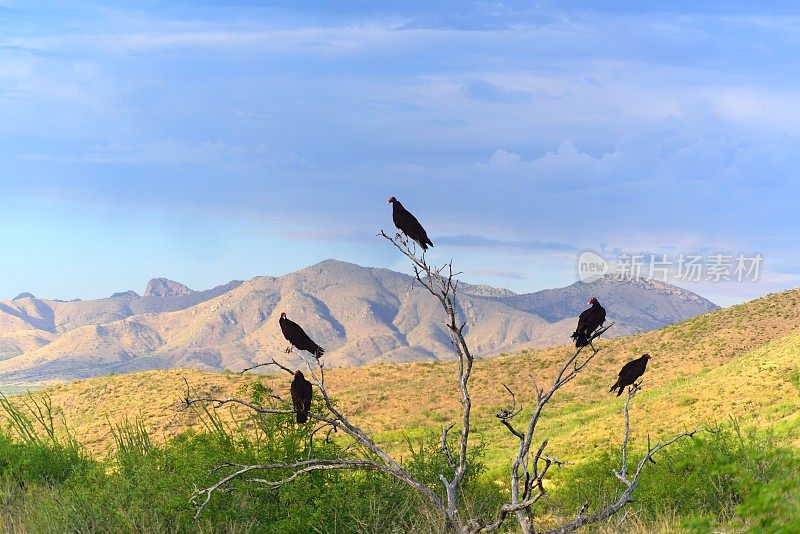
(291, 377, 313, 414)
(575, 307, 592, 331)
(301, 380, 313, 412)
(620, 358, 647, 381)
(630, 358, 647, 379)
(394, 204, 432, 246)
(282, 318, 322, 353)
(290, 379, 304, 411)
(618, 359, 637, 377)
(585, 306, 607, 333)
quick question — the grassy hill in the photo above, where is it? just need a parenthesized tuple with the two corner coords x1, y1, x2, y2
(9, 286, 799, 466)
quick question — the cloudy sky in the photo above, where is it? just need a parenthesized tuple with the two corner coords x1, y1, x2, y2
(2, 1, 799, 305)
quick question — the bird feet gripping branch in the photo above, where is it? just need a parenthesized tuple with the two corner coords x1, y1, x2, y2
(395, 231, 409, 247)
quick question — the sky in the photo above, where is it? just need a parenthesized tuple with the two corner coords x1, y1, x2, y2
(2, 1, 800, 306)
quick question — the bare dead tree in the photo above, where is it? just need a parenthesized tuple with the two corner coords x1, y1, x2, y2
(378, 230, 478, 529)
(487, 325, 613, 533)
(475, 359, 703, 534)
(539, 384, 703, 534)
(183, 230, 700, 533)
(184, 232, 477, 531)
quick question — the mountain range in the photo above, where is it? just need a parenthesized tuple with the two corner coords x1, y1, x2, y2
(0, 260, 717, 384)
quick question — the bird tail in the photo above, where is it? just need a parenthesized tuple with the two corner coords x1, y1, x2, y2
(572, 332, 589, 348)
(610, 381, 620, 395)
(315, 346, 325, 359)
(616, 387, 624, 397)
(296, 411, 308, 424)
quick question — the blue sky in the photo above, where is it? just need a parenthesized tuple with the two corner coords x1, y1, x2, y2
(2, 1, 800, 305)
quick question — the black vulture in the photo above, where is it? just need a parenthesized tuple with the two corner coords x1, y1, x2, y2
(388, 196, 433, 251)
(290, 370, 313, 423)
(610, 353, 651, 396)
(571, 297, 606, 348)
(279, 312, 325, 359)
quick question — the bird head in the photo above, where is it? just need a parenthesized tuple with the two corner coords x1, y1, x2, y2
(294, 370, 304, 378)
(588, 297, 599, 305)
(280, 312, 287, 320)
(387, 196, 397, 204)
(643, 353, 651, 360)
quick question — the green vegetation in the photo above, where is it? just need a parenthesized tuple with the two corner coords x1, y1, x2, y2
(1, 386, 798, 533)
(0, 390, 504, 533)
(549, 423, 800, 532)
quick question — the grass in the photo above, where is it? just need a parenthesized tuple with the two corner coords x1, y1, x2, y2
(0, 384, 797, 533)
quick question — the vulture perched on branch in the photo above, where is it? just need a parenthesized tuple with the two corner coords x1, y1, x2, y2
(279, 313, 325, 359)
(571, 297, 606, 348)
(610, 354, 651, 396)
(290, 370, 313, 424)
(388, 196, 434, 251)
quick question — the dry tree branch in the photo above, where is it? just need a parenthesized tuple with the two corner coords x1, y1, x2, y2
(500, 337, 605, 533)
(378, 230, 476, 529)
(475, 354, 702, 534)
(475, 319, 681, 534)
(496, 384, 524, 442)
(190, 459, 392, 520)
(184, 360, 448, 523)
(442, 422, 458, 470)
(241, 358, 295, 375)
(187, 233, 477, 530)
(181, 376, 344, 436)
(541, 385, 704, 534)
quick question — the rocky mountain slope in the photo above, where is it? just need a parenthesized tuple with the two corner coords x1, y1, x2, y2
(0, 260, 717, 384)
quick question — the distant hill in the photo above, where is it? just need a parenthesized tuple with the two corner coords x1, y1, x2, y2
(8, 285, 798, 458)
(0, 279, 244, 360)
(495, 275, 717, 345)
(0, 260, 716, 383)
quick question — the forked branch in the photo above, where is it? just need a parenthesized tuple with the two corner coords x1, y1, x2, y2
(541, 385, 703, 534)
(184, 354, 447, 522)
(475, 320, 700, 533)
(187, 233, 478, 532)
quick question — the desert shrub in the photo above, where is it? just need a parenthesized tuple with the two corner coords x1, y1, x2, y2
(549, 424, 800, 531)
(0, 432, 90, 486)
(1, 386, 499, 533)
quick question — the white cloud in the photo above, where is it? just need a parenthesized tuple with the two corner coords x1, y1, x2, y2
(21, 140, 305, 174)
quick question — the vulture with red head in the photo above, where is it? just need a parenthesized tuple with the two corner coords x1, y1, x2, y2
(388, 196, 434, 251)
(610, 354, 651, 396)
(290, 370, 313, 423)
(571, 297, 606, 348)
(279, 313, 325, 359)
